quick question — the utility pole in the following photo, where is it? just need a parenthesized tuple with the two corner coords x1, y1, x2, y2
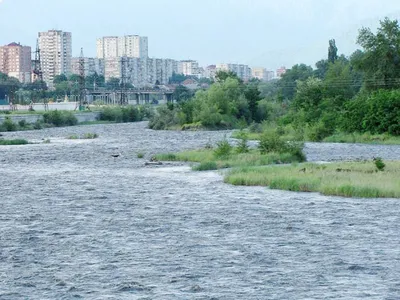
(32, 39, 44, 108)
(120, 55, 127, 105)
(78, 48, 86, 110)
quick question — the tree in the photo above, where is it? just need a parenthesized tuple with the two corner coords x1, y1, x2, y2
(278, 64, 313, 100)
(105, 77, 121, 90)
(328, 39, 338, 64)
(355, 17, 400, 90)
(173, 85, 194, 102)
(53, 74, 68, 84)
(168, 72, 187, 84)
(215, 70, 241, 83)
(314, 59, 329, 79)
(244, 83, 262, 122)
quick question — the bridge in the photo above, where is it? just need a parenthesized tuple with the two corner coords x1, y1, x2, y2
(81, 89, 175, 105)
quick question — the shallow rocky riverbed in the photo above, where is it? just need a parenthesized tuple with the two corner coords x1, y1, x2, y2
(1, 122, 400, 299)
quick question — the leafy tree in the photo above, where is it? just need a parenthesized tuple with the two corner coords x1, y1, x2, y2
(244, 83, 262, 122)
(355, 17, 400, 90)
(53, 74, 68, 84)
(215, 70, 241, 83)
(168, 72, 187, 84)
(328, 39, 338, 64)
(105, 77, 121, 90)
(314, 59, 329, 79)
(278, 64, 313, 100)
(173, 85, 194, 102)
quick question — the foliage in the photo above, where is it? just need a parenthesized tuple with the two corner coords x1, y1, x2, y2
(374, 157, 385, 171)
(214, 138, 233, 159)
(355, 18, 400, 90)
(192, 161, 218, 171)
(225, 161, 400, 198)
(0, 138, 29, 145)
(259, 132, 305, 161)
(235, 131, 250, 154)
(1, 117, 17, 131)
(173, 85, 194, 102)
(43, 110, 78, 127)
(328, 39, 338, 63)
(99, 106, 143, 123)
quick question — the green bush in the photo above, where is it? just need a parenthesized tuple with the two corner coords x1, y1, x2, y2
(374, 157, 385, 171)
(214, 138, 232, 159)
(1, 117, 17, 132)
(33, 120, 43, 130)
(99, 106, 144, 123)
(18, 119, 27, 128)
(0, 138, 28, 145)
(192, 161, 218, 171)
(235, 131, 250, 154)
(43, 110, 77, 127)
(259, 132, 305, 161)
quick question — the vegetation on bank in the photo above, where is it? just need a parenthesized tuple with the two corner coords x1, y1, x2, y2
(0, 138, 29, 145)
(155, 133, 306, 170)
(67, 133, 99, 140)
(149, 18, 400, 145)
(0, 105, 153, 132)
(225, 160, 400, 198)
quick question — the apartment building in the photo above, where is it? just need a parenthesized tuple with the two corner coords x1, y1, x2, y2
(38, 30, 72, 88)
(276, 66, 287, 78)
(97, 35, 148, 59)
(71, 57, 104, 77)
(216, 63, 252, 81)
(177, 60, 202, 77)
(0, 42, 32, 83)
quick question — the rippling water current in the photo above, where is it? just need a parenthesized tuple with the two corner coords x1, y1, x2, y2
(1, 122, 400, 299)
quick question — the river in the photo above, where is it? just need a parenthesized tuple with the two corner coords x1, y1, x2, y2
(1, 122, 400, 299)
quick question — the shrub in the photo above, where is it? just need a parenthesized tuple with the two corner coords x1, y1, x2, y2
(235, 131, 250, 154)
(0, 138, 28, 145)
(374, 157, 385, 171)
(82, 133, 98, 139)
(43, 110, 77, 127)
(137, 152, 145, 159)
(193, 161, 218, 171)
(214, 138, 232, 159)
(33, 120, 43, 130)
(1, 117, 17, 132)
(259, 132, 306, 161)
(249, 122, 263, 133)
(18, 119, 27, 128)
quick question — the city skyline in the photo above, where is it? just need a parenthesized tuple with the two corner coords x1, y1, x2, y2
(1, 0, 400, 70)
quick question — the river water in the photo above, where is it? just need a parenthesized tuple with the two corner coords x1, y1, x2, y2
(1, 122, 400, 299)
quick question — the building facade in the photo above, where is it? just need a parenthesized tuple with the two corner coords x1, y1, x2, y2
(178, 60, 200, 77)
(97, 35, 148, 59)
(38, 30, 72, 88)
(216, 63, 252, 81)
(0, 43, 32, 83)
(71, 57, 104, 77)
(276, 66, 287, 78)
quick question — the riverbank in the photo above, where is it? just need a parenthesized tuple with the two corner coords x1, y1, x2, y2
(225, 161, 400, 198)
(232, 129, 400, 145)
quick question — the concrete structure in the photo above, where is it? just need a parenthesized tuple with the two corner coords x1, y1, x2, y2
(71, 57, 104, 77)
(252, 67, 268, 81)
(216, 63, 252, 81)
(38, 30, 72, 88)
(97, 35, 148, 59)
(0, 43, 32, 83)
(204, 65, 217, 79)
(266, 70, 275, 81)
(276, 66, 287, 78)
(178, 60, 200, 77)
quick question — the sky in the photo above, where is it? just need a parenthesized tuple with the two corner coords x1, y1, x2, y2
(1, 0, 400, 70)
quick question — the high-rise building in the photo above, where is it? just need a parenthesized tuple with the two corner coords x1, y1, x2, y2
(216, 63, 252, 81)
(178, 60, 200, 77)
(38, 30, 72, 88)
(276, 66, 287, 78)
(71, 57, 104, 77)
(0, 42, 32, 83)
(204, 65, 217, 79)
(252, 67, 268, 81)
(97, 35, 148, 59)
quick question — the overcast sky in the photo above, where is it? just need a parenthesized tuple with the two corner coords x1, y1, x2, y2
(1, 0, 400, 69)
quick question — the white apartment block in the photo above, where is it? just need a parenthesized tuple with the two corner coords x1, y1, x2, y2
(104, 57, 179, 87)
(252, 67, 268, 81)
(216, 63, 252, 81)
(0, 42, 32, 83)
(39, 30, 72, 88)
(178, 60, 200, 77)
(71, 57, 104, 77)
(97, 35, 148, 59)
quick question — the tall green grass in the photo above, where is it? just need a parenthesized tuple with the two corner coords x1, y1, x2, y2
(225, 161, 400, 198)
(0, 139, 29, 145)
